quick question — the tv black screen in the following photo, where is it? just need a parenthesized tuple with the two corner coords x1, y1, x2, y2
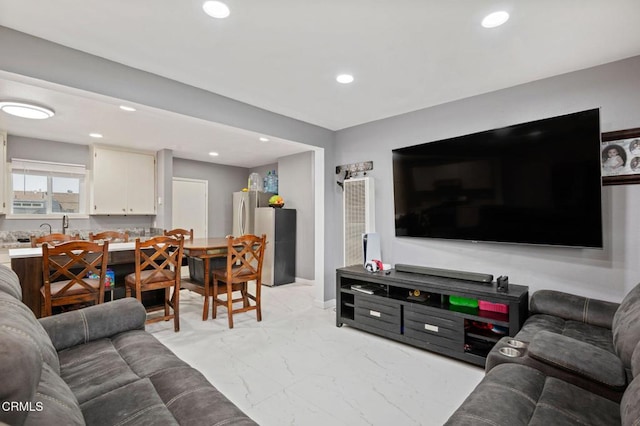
(392, 109, 603, 248)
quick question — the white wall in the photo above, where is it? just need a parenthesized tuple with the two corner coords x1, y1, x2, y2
(334, 55, 640, 303)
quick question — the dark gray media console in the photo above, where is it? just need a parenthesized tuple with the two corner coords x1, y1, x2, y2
(336, 265, 529, 366)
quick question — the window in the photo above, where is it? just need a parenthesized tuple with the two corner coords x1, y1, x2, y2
(10, 159, 87, 216)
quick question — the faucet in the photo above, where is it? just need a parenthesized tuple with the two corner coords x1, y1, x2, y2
(40, 223, 52, 235)
(62, 215, 69, 235)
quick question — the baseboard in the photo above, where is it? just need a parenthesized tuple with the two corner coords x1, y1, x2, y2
(315, 298, 336, 309)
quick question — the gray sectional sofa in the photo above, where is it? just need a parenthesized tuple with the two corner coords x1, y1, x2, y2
(446, 282, 640, 425)
(0, 264, 256, 425)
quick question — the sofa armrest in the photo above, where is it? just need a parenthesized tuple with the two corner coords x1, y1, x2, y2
(38, 298, 147, 351)
(530, 290, 619, 329)
(528, 330, 626, 390)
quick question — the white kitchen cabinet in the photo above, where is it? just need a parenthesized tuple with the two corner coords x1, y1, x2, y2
(91, 146, 156, 215)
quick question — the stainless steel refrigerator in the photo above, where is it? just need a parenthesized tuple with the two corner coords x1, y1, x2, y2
(232, 191, 273, 236)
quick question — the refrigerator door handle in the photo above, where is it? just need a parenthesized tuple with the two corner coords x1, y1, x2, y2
(239, 198, 245, 235)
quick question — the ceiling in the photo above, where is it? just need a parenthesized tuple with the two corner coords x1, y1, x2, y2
(1, 1, 640, 166)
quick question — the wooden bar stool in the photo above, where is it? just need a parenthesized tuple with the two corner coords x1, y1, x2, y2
(89, 231, 129, 242)
(124, 236, 184, 331)
(164, 228, 194, 241)
(211, 234, 266, 328)
(41, 240, 109, 317)
(31, 233, 79, 247)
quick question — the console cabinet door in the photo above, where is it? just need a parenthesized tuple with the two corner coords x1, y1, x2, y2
(91, 147, 156, 215)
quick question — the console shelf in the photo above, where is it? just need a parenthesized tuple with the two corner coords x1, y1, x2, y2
(336, 265, 529, 367)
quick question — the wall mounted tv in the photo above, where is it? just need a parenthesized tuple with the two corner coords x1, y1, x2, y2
(392, 109, 603, 248)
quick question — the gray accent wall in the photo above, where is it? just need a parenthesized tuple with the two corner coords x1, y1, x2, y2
(278, 151, 315, 280)
(334, 55, 640, 303)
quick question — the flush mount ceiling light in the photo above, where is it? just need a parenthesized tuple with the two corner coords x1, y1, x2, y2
(336, 74, 354, 84)
(119, 105, 136, 112)
(209, 151, 219, 156)
(203, 1, 230, 19)
(89, 133, 103, 138)
(259, 137, 269, 142)
(482, 11, 509, 28)
(0, 101, 55, 119)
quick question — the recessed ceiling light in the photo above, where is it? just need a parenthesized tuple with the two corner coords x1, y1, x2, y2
(482, 11, 509, 28)
(89, 133, 103, 138)
(259, 137, 269, 142)
(119, 105, 136, 112)
(203, 1, 230, 19)
(209, 151, 219, 156)
(0, 101, 55, 119)
(336, 74, 354, 84)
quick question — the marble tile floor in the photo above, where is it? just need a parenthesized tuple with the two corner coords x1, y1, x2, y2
(148, 283, 485, 426)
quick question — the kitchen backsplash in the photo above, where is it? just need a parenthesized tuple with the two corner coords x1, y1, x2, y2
(0, 227, 163, 248)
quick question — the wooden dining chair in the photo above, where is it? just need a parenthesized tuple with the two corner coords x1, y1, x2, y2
(89, 230, 129, 242)
(41, 240, 109, 317)
(124, 236, 184, 331)
(211, 234, 267, 328)
(164, 228, 194, 241)
(31, 233, 79, 247)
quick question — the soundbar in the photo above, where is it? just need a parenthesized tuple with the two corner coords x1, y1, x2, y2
(395, 264, 494, 284)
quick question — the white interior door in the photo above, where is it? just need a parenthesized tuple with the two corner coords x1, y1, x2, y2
(172, 178, 208, 237)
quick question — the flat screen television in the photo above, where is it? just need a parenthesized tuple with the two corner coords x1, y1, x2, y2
(392, 109, 603, 248)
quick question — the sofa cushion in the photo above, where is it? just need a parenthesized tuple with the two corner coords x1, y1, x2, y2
(0, 264, 23, 300)
(80, 379, 178, 425)
(612, 282, 640, 368)
(0, 292, 60, 373)
(620, 340, 640, 426)
(39, 297, 146, 352)
(445, 363, 621, 426)
(57, 338, 142, 404)
(0, 329, 42, 425)
(148, 365, 257, 425)
(621, 378, 640, 426)
(23, 363, 85, 426)
(516, 314, 614, 353)
(58, 329, 255, 425)
(530, 289, 619, 329)
(528, 330, 626, 390)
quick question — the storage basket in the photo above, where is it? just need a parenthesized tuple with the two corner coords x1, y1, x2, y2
(478, 300, 509, 314)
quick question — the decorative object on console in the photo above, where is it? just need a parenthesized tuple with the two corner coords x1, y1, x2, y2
(496, 275, 509, 293)
(362, 232, 381, 268)
(601, 127, 640, 185)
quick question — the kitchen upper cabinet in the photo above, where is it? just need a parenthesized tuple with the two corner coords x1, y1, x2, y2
(91, 146, 156, 215)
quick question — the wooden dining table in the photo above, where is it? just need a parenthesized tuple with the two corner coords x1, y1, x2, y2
(181, 237, 232, 320)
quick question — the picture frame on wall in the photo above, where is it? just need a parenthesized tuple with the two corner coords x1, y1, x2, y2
(601, 127, 640, 186)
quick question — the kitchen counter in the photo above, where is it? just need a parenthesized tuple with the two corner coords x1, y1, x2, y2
(9, 241, 141, 259)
